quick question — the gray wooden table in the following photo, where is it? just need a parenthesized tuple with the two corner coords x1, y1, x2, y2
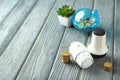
(0, 0, 119, 80)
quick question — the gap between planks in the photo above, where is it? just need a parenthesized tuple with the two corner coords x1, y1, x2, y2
(112, 0, 116, 79)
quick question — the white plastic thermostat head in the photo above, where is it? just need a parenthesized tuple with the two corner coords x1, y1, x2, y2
(87, 28, 108, 58)
(69, 41, 94, 69)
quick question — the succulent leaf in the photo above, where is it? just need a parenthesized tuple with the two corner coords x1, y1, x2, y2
(57, 5, 75, 17)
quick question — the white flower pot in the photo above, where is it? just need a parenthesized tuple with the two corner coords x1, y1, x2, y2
(58, 15, 72, 27)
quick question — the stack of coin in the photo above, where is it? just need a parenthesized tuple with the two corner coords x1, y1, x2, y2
(61, 50, 70, 63)
(104, 62, 112, 72)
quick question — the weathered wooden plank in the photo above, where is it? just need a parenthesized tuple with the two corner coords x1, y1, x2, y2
(16, 0, 76, 80)
(0, 0, 38, 56)
(113, 0, 120, 79)
(48, 0, 93, 80)
(0, 0, 18, 22)
(0, 0, 57, 80)
(80, 0, 114, 80)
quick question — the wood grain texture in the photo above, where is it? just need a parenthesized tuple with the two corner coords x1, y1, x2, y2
(73, 0, 94, 9)
(16, 0, 75, 80)
(0, 0, 18, 22)
(0, 0, 38, 56)
(0, 0, 57, 79)
(48, 0, 93, 80)
(113, 0, 120, 79)
(80, 0, 114, 80)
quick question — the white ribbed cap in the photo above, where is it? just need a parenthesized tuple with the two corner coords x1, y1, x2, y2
(76, 52, 93, 69)
(87, 28, 108, 56)
(69, 41, 93, 69)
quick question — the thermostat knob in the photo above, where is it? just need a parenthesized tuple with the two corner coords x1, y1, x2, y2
(69, 41, 93, 69)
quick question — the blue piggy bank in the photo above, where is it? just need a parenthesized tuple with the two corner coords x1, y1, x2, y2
(72, 8, 100, 32)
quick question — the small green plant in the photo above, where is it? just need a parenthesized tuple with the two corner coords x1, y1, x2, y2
(57, 5, 75, 17)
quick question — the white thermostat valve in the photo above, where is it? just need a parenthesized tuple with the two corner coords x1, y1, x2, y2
(69, 41, 93, 69)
